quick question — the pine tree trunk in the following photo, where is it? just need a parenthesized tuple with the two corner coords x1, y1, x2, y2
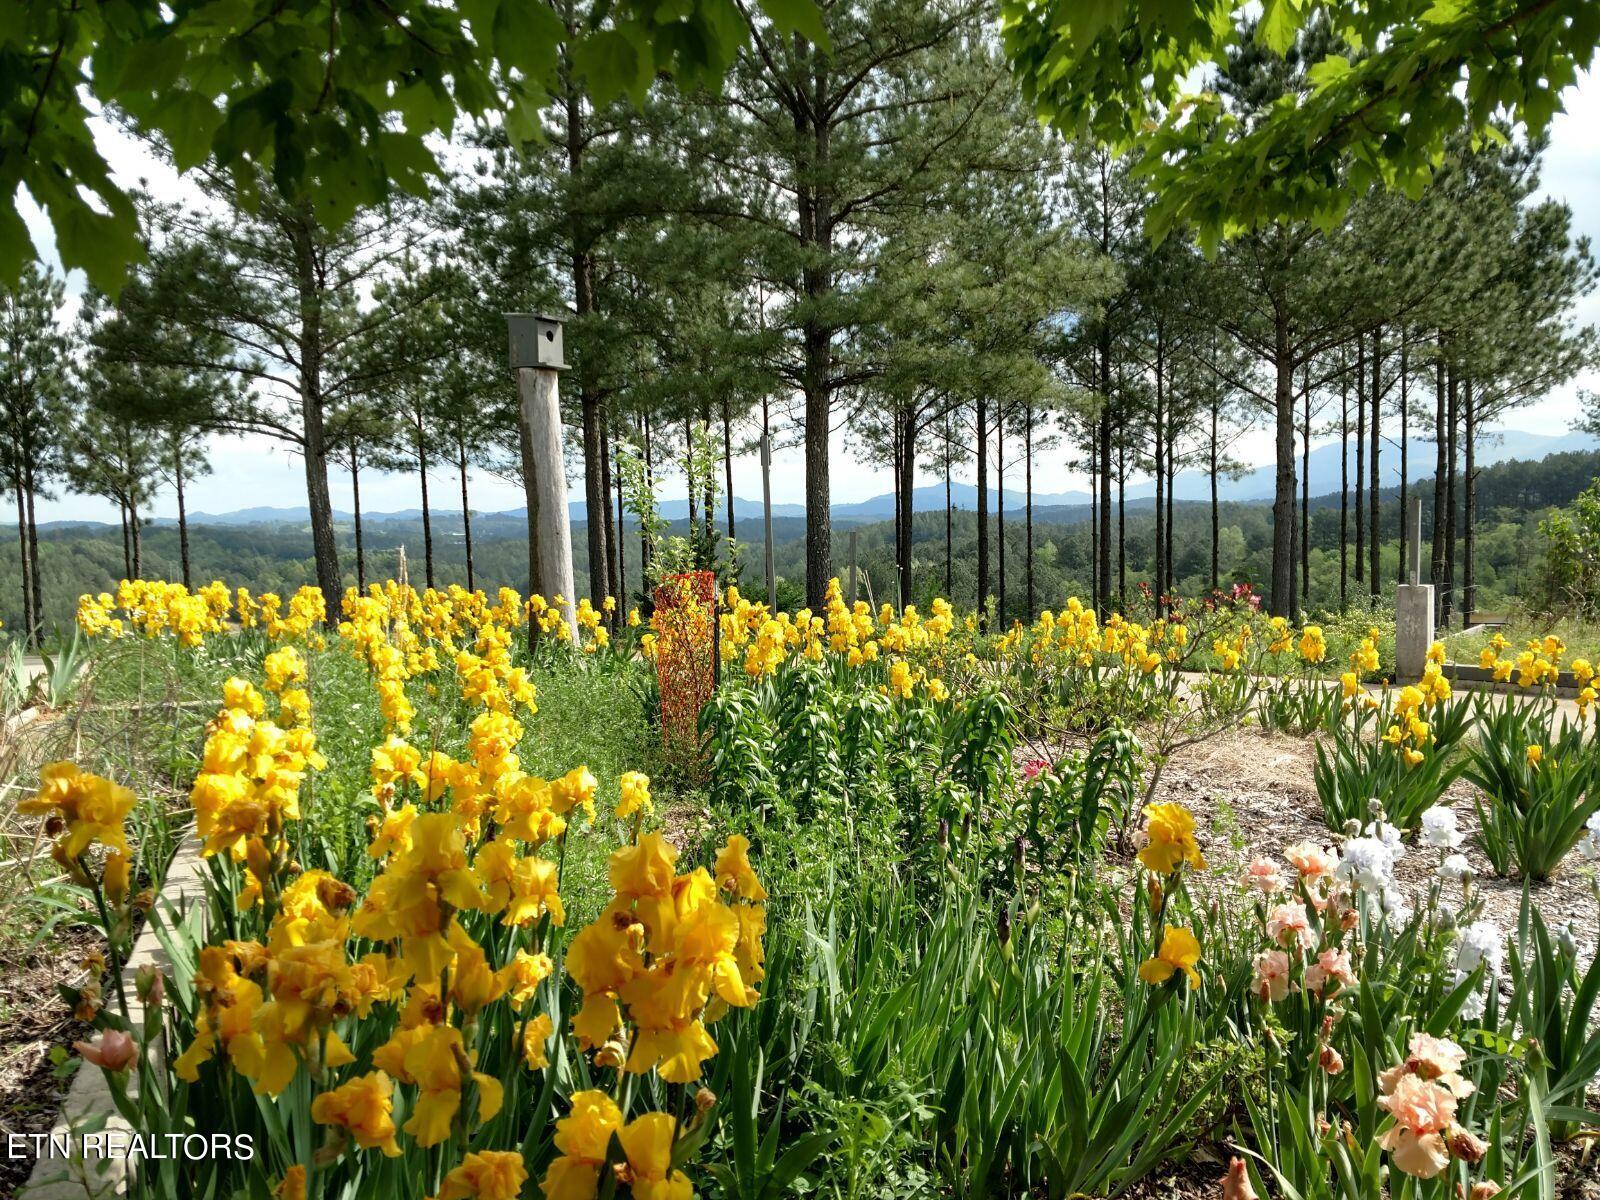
(686, 417, 698, 534)
(1025, 403, 1035, 619)
(130, 501, 142, 580)
(891, 433, 901, 605)
(1301, 366, 1311, 610)
(703, 414, 715, 549)
(1398, 337, 1409, 585)
(418, 418, 435, 590)
(641, 411, 655, 581)
(174, 437, 191, 589)
(997, 422, 1007, 624)
(290, 215, 341, 611)
(944, 412, 953, 597)
(24, 464, 42, 641)
(723, 396, 736, 541)
(601, 419, 619, 609)
(1091, 424, 1100, 602)
(1097, 341, 1112, 618)
(16, 480, 35, 640)
(1444, 365, 1459, 626)
(1432, 350, 1448, 623)
(566, 75, 610, 613)
(796, 71, 837, 614)
(1340, 370, 1349, 609)
(1369, 327, 1381, 604)
(119, 498, 132, 582)
(1209, 400, 1219, 593)
(582, 395, 609, 604)
(897, 408, 914, 608)
(458, 434, 475, 593)
(977, 394, 989, 614)
(1269, 330, 1296, 617)
(802, 369, 832, 611)
(1288, 421, 1298, 616)
(1463, 380, 1476, 622)
(1116, 424, 1126, 609)
(1154, 337, 1166, 600)
(1165, 455, 1175, 601)
(615, 439, 627, 608)
(351, 445, 366, 592)
(1355, 336, 1365, 587)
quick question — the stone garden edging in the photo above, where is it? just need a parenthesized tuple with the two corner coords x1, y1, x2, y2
(18, 834, 207, 1200)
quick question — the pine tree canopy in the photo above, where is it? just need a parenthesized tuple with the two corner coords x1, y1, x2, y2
(0, 0, 827, 295)
(1000, 0, 1600, 253)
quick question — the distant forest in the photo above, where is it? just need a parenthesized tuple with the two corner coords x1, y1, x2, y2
(6, 448, 1598, 635)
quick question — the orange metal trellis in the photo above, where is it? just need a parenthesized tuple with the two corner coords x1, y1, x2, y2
(652, 570, 716, 756)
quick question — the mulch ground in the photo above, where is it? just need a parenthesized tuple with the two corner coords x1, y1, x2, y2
(0, 922, 100, 1197)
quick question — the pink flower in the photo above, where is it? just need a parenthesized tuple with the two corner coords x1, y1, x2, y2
(1221, 1158, 1259, 1200)
(1239, 858, 1286, 895)
(1377, 1125, 1450, 1179)
(1379, 1073, 1457, 1134)
(1020, 758, 1049, 782)
(74, 1029, 137, 1072)
(1250, 949, 1294, 1002)
(1266, 901, 1316, 951)
(1376, 1073, 1460, 1179)
(1377, 1034, 1475, 1099)
(1305, 948, 1355, 996)
(1284, 841, 1336, 881)
(1319, 1045, 1344, 1074)
(1405, 1033, 1468, 1084)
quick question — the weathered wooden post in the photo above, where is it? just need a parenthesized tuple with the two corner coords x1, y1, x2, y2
(1395, 493, 1435, 680)
(508, 313, 579, 640)
(760, 431, 777, 611)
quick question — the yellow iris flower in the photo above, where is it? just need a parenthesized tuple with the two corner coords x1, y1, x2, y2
(1138, 926, 1203, 989)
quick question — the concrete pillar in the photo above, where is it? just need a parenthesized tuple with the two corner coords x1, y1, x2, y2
(1396, 584, 1435, 680)
(1396, 494, 1434, 679)
(516, 366, 579, 641)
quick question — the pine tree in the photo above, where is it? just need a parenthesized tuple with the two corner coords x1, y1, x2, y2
(708, 0, 1013, 608)
(0, 264, 71, 644)
(112, 181, 445, 608)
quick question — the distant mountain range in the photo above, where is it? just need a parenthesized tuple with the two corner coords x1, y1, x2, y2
(48, 426, 1592, 531)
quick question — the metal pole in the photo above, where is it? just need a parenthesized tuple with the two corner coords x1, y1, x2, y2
(760, 431, 776, 611)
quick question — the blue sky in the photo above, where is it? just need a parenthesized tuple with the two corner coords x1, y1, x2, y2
(22, 63, 1600, 524)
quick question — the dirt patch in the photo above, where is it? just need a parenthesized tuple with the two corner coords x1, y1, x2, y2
(0, 922, 100, 1197)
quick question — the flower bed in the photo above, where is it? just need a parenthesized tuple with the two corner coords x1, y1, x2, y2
(6, 577, 1598, 1199)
